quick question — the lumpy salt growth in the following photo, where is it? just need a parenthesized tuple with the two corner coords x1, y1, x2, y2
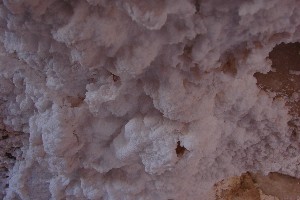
(0, 0, 300, 199)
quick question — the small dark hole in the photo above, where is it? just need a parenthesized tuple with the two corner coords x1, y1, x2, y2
(1, 135, 8, 139)
(0, 166, 8, 173)
(183, 45, 193, 57)
(194, 0, 200, 13)
(175, 141, 186, 157)
(112, 74, 120, 82)
(5, 184, 9, 188)
(5, 152, 16, 160)
(291, 129, 298, 136)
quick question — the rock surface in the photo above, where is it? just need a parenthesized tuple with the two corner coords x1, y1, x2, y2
(214, 172, 300, 200)
(0, 0, 300, 199)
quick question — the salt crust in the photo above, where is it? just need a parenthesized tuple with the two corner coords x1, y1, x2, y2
(0, 0, 299, 199)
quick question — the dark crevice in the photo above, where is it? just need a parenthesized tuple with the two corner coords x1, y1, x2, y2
(1, 135, 8, 140)
(5, 152, 16, 160)
(194, 0, 201, 13)
(220, 53, 237, 76)
(175, 141, 187, 157)
(112, 74, 120, 82)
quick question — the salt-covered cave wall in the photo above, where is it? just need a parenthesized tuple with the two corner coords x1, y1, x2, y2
(1, 0, 300, 199)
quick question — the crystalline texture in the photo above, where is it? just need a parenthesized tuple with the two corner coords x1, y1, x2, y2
(0, 0, 300, 199)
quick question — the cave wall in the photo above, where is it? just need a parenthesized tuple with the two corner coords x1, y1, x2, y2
(0, 0, 300, 199)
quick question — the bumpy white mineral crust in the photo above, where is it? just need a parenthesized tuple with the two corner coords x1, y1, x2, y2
(1, 0, 300, 199)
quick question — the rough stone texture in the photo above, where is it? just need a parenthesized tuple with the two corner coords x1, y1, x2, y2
(214, 172, 300, 200)
(255, 42, 300, 151)
(0, 123, 27, 199)
(214, 40, 300, 200)
(0, 0, 300, 199)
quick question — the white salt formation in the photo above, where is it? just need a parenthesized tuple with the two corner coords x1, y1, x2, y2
(0, 0, 300, 199)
